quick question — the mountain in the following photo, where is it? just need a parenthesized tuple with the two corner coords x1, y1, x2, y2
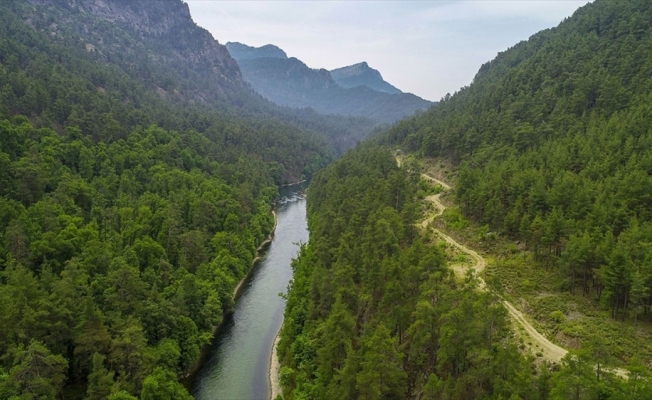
(25, 0, 245, 102)
(8, 0, 376, 154)
(277, 0, 652, 399)
(226, 42, 433, 123)
(226, 42, 287, 60)
(378, 0, 652, 363)
(330, 61, 401, 94)
(0, 0, 378, 398)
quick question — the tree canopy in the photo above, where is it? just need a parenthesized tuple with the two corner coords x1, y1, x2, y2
(380, 0, 652, 322)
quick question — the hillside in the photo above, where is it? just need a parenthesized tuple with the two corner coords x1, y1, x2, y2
(12, 0, 375, 159)
(277, 0, 652, 398)
(0, 0, 367, 399)
(378, 0, 652, 360)
(226, 42, 433, 124)
(278, 145, 651, 399)
(330, 61, 402, 94)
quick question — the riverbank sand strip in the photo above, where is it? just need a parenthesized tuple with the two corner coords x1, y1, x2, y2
(269, 330, 282, 400)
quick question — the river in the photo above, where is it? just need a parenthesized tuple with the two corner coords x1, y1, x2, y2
(190, 184, 308, 400)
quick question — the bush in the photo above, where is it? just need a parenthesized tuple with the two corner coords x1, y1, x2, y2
(550, 310, 565, 323)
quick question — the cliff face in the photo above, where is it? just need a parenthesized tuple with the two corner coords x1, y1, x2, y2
(26, 0, 245, 99)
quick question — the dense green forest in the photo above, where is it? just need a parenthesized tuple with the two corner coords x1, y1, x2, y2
(0, 0, 375, 398)
(278, 146, 652, 399)
(382, 0, 652, 321)
(0, 120, 280, 399)
(276, 0, 652, 398)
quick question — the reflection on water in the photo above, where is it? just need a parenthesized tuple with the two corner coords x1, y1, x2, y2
(191, 184, 308, 400)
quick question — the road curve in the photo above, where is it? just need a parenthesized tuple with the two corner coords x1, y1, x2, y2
(415, 166, 568, 363)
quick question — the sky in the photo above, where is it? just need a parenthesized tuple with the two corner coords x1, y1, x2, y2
(185, 1, 592, 102)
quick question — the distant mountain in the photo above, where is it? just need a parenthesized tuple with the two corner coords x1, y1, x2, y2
(227, 43, 433, 123)
(226, 42, 288, 60)
(330, 62, 401, 94)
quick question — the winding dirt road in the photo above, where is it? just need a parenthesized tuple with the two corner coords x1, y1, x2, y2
(417, 170, 568, 363)
(417, 169, 632, 378)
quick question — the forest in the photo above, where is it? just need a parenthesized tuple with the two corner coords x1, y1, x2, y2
(0, 0, 359, 398)
(381, 0, 652, 321)
(278, 146, 652, 399)
(4, 0, 652, 398)
(0, 120, 282, 399)
(277, 0, 652, 398)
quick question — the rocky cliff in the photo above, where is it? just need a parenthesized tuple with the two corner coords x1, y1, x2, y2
(228, 43, 433, 123)
(26, 0, 244, 100)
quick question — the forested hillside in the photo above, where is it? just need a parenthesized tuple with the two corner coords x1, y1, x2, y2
(382, 0, 652, 321)
(0, 0, 365, 398)
(278, 146, 651, 399)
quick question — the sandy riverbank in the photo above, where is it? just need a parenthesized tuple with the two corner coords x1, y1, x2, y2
(269, 329, 282, 399)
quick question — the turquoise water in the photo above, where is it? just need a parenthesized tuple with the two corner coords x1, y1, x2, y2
(191, 185, 308, 400)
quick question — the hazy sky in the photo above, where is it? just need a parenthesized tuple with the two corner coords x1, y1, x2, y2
(186, 1, 592, 101)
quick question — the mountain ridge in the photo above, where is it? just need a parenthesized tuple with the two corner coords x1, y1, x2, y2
(227, 42, 433, 123)
(330, 61, 402, 94)
(226, 41, 288, 60)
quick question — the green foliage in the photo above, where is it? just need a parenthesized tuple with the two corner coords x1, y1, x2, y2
(108, 391, 138, 400)
(0, 114, 289, 395)
(5, 340, 68, 399)
(381, 0, 652, 323)
(442, 207, 469, 230)
(278, 146, 545, 399)
(86, 353, 114, 400)
(140, 368, 193, 400)
(0, 0, 374, 396)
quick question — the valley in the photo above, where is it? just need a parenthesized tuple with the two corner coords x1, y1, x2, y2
(1, 0, 652, 399)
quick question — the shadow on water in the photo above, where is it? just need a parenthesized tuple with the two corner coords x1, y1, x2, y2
(190, 182, 308, 400)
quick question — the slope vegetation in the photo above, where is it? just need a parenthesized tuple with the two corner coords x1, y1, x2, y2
(278, 147, 649, 400)
(382, 0, 652, 332)
(0, 0, 359, 398)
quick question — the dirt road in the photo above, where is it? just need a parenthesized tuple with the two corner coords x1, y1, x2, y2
(418, 172, 568, 363)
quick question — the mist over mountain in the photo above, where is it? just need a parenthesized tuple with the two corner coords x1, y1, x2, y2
(330, 62, 402, 94)
(226, 42, 433, 124)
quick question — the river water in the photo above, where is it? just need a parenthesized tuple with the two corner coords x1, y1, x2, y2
(191, 184, 308, 400)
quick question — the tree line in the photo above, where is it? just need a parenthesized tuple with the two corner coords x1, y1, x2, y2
(379, 0, 652, 321)
(278, 146, 652, 399)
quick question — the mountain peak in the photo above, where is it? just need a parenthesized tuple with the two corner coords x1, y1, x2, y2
(226, 42, 288, 61)
(330, 62, 401, 94)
